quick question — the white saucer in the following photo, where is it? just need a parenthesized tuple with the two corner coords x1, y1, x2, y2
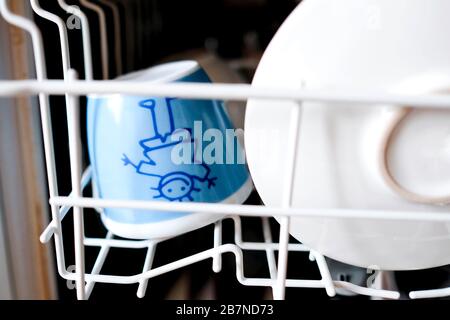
(245, 0, 450, 270)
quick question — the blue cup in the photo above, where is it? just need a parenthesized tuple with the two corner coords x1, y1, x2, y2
(87, 61, 253, 239)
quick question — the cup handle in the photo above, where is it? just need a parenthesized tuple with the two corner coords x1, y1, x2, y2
(379, 99, 450, 205)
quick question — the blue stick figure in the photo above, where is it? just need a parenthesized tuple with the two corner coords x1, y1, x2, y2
(122, 98, 217, 202)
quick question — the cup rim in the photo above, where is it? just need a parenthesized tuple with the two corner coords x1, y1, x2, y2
(87, 60, 200, 99)
(116, 60, 200, 83)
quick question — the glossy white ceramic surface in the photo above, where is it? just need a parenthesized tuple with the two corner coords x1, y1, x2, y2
(245, 0, 450, 270)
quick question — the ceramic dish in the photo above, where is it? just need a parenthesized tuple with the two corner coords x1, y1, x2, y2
(245, 0, 450, 270)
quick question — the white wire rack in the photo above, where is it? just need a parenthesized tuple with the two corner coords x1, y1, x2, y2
(11, 78, 450, 302)
(2, 0, 450, 301)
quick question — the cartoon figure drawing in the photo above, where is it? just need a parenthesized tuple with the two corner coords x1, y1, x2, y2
(122, 98, 217, 202)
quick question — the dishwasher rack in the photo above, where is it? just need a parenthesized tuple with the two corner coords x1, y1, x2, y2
(4, 79, 450, 301)
(2, 0, 450, 301)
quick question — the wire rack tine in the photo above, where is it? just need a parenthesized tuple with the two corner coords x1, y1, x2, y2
(137, 243, 158, 298)
(0, 0, 69, 279)
(85, 232, 114, 299)
(79, 0, 109, 79)
(40, 167, 92, 244)
(311, 251, 336, 297)
(57, 0, 93, 81)
(49, 195, 450, 222)
(66, 69, 86, 300)
(98, 0, 122, 75)
(261, 217, 278, 282)
(2, 80, 450, 109)
(410, 287, 450, 299)
(213, 220, 223, 273)
(30, 0, 71, 76)
(29, 0, 74, 250)
(334, 281, 400, 300)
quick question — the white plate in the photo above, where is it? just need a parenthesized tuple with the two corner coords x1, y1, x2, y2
(245, 0, 450, 270)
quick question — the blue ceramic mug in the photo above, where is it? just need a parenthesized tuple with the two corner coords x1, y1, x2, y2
(87, 61, 253, 239)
